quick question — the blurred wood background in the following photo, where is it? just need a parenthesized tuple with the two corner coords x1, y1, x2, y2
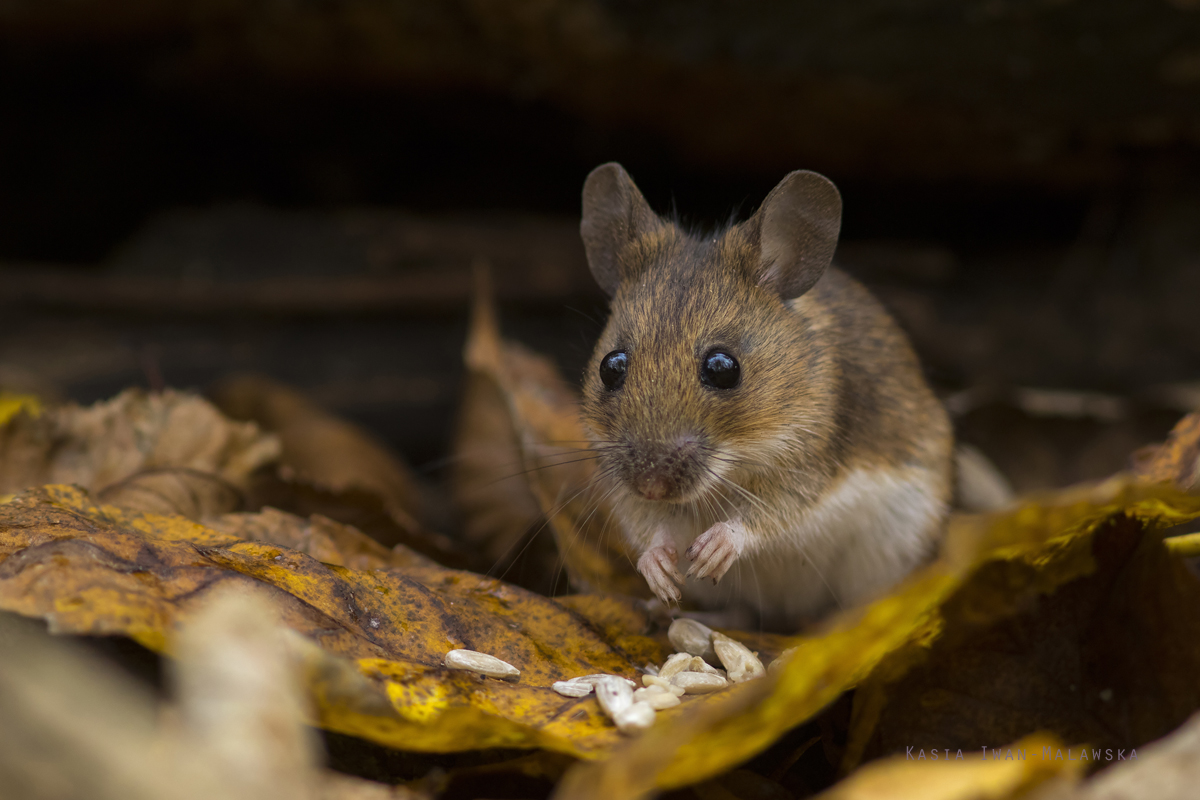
(3, 0, 1200, 490)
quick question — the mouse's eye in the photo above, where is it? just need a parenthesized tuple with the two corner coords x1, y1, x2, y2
(599, 350, 629, 391)
(700, 350, 740, 390)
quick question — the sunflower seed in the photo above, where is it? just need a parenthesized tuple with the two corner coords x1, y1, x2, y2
(668, 671, 727, 694)
(443, 649, 520, 681)
(667, 618, 718, 664)
(551, 673, 637, 698)
(687, 656, 726, 678)
(552, 680, 595, 698)
(646, 692, 681, 710)
(634, 686, 682, 710)
(614, 701, 656, 734)
(579, 673, 637, 686)
(712, 632, 765, 683)
(657, 652, 695, 680)
(642, 675, 686, 695)
(594, 675, 634, 718)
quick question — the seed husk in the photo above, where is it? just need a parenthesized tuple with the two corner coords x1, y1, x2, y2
(668, 671, 727, 694)
(667, 618, 718, 664)
(443, 649, 520, 681)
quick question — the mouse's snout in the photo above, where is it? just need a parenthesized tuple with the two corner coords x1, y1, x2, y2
(624, 434, 707, 502)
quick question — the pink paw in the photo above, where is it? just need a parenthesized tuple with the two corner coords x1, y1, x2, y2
(637, 545, 684, 604)
(685, 521, 743, 582)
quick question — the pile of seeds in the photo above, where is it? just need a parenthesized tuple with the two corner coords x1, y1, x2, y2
(440, 622, 796, 737)
(551, 618, 779, 736)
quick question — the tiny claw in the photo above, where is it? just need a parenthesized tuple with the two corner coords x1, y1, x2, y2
(685, 521, 743, 583)
(638, 544, 684, 606)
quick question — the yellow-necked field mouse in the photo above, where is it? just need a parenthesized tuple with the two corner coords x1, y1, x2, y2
(578, 163, 953, 631)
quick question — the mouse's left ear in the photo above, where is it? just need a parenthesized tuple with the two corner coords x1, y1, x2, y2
(747, 170, 842, 300)
(581, 163, 663, 297)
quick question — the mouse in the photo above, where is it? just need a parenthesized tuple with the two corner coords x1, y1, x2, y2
(578, 162, 953, 630)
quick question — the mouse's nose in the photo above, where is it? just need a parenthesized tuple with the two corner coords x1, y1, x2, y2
(634, 473, 672, 501)
(628, 434, 704, 502)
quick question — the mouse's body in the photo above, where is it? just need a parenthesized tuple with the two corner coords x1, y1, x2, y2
(578, 163, 953, 630)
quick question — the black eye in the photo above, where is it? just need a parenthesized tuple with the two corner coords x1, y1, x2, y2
(599, 350, 629, 391)
(700, 350, 740, 389)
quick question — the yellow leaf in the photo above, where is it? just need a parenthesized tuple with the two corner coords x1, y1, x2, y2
(0, 392, 41, 425)
(0, 484, 689, 758)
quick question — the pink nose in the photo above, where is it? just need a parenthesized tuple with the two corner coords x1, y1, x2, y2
(635, 474, 671, 501)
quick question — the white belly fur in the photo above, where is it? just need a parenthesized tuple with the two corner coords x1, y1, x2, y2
(666, 467, 946, 628)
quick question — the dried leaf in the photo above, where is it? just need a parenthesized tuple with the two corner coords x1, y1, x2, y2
(98, 468, 244, 519)
(848, 483, 1200, 768)
(1132, 410, 1200, 492)
(451, 362, 555, 586)
(212, 373, 435, 533)
(461, 270, 644, 596)
(0, 485, 679, 758)
(0, 388, 279, 509)
(249, 476, 476, 571)
(0, 610, 177, 800)
(212, 374, 469, 567)
(202, 506, 435, 571)
(170, 585, 323, 800)
(0, 576, 418, 800)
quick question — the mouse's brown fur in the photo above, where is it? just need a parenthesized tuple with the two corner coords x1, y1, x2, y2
(579, 163, 953, 629)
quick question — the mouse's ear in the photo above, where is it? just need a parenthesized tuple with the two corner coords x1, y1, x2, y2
(581, 162, 662, 296)
(748, 170, 842, 300)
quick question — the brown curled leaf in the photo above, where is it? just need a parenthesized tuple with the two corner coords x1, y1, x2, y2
(0, 388, 279, 509)
(1131, 409, 1200, 492)
(450, 359, 557, 591)
(460, 267, 645, 597)
(98, 467, 244, 520)
(210, 374, 472, 569)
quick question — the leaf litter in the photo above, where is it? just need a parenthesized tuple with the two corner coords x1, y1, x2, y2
(1, 283, 1200, 798)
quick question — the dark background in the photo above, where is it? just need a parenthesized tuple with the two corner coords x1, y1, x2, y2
(3, 1, 1200, 493)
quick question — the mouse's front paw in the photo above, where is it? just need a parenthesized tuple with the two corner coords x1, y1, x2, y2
(686, 520, 745, 582)
(637, 544, 684, 604)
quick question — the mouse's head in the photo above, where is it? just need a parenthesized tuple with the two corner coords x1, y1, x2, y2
(579, 163, 843, 509)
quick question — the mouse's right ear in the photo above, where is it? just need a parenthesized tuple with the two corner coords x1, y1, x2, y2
(581, 162, 661, 297)
(748, 170, 843, 300)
